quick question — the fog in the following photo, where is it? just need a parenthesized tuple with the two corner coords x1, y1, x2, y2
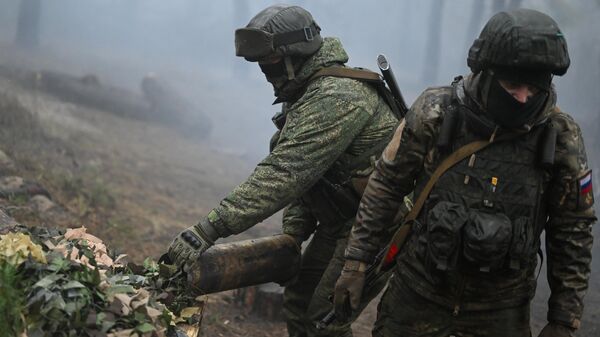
(1, 0, 599, 333)
(1, 0, 598, 158)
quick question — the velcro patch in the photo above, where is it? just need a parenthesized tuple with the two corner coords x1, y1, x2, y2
(577, 170, 594, 210)
(580, 171, 592, 194)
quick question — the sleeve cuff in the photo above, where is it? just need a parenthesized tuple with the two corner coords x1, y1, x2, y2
(282, 226, 311, 241)
(548, 309, 581, 329)
(208, 209, 233, 238)
(344, 246, 376, 264)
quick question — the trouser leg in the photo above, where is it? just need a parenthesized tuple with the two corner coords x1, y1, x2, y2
(283, 231, 337, 337)
(453, 303, 531, 337)
(372, 274, 532, 337)
(372, 275, 452, 337)
(305, 238, 393, 337)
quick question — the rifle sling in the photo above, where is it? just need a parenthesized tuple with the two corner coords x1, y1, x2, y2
(308, 67, 383, 83)
(379, 132, 523, 270)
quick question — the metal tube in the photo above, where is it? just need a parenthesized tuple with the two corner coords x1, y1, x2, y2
(185, 234, 300, 295)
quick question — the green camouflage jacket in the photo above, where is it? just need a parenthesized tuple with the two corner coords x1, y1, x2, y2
(345, 73, 595, 329)
(210, 37, 398, 240)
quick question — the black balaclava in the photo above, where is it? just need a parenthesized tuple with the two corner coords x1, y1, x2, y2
(259, 56, 307, 101)
(259, 60, 288, 94)
(484, 68, 551, 129)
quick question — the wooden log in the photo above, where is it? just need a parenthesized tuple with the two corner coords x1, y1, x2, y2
(0, 65, 211, 138)
(185, 234, 300, 295)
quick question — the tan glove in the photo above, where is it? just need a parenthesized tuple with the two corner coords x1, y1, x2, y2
(168, 216, 220, 267)
(333, 259, 367, 322)
(537, 323, 576, 337)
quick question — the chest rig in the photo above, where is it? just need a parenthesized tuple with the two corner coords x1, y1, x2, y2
(414, 80, 556, 275)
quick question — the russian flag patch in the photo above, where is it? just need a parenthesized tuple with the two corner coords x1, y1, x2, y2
(577, 170, 594, 210)
(580, 171, 593, 195)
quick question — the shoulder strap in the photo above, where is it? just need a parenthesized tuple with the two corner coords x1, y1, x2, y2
(378, 132, 522, 269)
(308, 67, 383, 83)
(308, 67, 403, 119)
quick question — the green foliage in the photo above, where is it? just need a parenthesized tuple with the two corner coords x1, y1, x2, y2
(0, 226, 197, 337)
(0, 262, 26, 337)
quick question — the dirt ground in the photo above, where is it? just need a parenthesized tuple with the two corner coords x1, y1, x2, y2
(1, 53, 598, 336)
(0, 67, 384, 336)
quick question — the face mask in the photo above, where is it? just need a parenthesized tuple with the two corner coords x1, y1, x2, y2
(258, 61, 289, 97)
(485, 78, 547, 129)
(259, 61, 287, 78)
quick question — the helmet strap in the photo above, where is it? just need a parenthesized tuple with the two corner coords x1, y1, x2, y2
(479, 69, 495, 109)
(284, 56, 296, 80)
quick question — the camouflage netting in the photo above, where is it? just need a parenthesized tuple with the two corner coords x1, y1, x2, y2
(0, 218, 202, 337)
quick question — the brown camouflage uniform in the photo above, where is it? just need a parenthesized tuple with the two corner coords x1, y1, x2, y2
(345, 73, 595, 337)
(210, 37, 399, 336)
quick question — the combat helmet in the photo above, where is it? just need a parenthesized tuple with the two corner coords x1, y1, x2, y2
(234, 5, 323, 62)
(467, 9, 570, 76)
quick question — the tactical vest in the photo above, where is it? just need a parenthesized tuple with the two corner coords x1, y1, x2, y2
(416, 126, 551, 274)
(411, 81, 554, 279)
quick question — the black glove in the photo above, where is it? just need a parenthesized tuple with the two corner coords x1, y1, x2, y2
(168, 216, 220, 267)
(333, 259, 367, 322)
(538, 322, 576, 337)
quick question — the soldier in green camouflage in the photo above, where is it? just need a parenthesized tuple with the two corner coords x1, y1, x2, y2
(334, 9, 595, 337)
(167, 5, 399, 336)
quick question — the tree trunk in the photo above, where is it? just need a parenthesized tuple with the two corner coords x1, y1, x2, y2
(233, 283, 285, 321)
(492, 0, 507, 14)
(508, 0, 525, 10)
(465, 0, 487, 49)
(422, 0, 445, 84)
(233, 0, 250, 78)
(15, 0, 42, 49)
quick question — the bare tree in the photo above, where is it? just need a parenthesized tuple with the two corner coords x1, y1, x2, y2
(491, 0, 524, 15)
(465, 0, 487, 49)
(508, 0, 525, 9)
(233, 0, 250, 78)
(15, 0, 42, 49)
(423, 0, 445, 84)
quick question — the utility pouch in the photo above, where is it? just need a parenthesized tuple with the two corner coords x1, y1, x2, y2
(462, 210, 512, 272)
(508, 217, 535, 270)
(426, 201, 468, 272)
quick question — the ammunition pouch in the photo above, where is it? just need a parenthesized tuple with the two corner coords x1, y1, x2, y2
(508, 217, 536, 270)
(424, 203, 538, 274)
(425, 201, 468, 272)
(462, 210, 512, 272)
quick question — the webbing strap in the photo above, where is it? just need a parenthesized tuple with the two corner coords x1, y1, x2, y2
(308, 67, 383, 83)
(378, 132, 522, 270)
(273, 26, 317, 47)
(308, 67, 404, 119)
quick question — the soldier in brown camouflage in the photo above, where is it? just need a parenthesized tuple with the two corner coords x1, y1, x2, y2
(167, 5, 400, 337)
(335, 9, 595, 337)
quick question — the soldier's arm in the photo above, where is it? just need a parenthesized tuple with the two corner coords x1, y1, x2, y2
(545, 113, 596, 329)
(282, 200, 317, 241)
(345, 91, 440, 263)
(211, 80, 380, 236)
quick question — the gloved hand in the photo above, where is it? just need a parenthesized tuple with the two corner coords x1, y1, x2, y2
(168, 216, 220, 268)
(537, 322, 576, 337)
(333, 259, 367, 322)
